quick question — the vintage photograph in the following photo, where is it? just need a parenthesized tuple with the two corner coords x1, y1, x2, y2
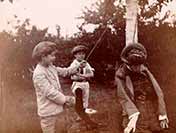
(0, 0, 176, 133)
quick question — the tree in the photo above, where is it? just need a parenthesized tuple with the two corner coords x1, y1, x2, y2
(127, 0, 173, 45)
(0, 19, 50, 83)
(79, 0, 174, 48)
(126, 0, 138, 46)
(75, 0, 173, 82)
(81, 0, 174, 30)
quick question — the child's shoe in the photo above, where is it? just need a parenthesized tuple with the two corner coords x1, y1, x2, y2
(85, 108, 97, 115)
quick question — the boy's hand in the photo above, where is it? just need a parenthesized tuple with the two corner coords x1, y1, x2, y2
(79, 60, 87, 68)
(159, 115, 169, 129)
(124, 114, 139, 133)
(65, 96, 75, 107)
(160, 118, 169, 129)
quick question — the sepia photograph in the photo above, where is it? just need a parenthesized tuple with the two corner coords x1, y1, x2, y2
(0, 0, 176, 133)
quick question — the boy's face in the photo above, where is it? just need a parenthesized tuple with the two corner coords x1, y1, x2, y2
(127, 48, 146, 65)
(74, 51, 86, 62)
(41, 51, 57, 66)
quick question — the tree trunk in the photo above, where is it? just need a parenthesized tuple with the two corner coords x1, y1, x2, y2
(126, 0, 138, 46)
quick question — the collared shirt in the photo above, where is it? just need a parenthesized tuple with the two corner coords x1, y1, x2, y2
(69, 59, 94, 92)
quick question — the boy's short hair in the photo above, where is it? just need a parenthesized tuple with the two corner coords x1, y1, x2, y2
(32, 41, 57, 61)
(71, 45, 88, 55)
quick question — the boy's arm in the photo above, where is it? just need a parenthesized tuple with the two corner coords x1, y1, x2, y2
(142, 65, 169, 128)
(115, 65, 139, 116)
(115, 75, 140, 133)
(33, 73, 66, 105)
(56, 66, 78, 77)
(71, 74, 86, 81)
(141, 65, 168, 116)
(56, 60, 86, 77)
(115, 76, 139, 117)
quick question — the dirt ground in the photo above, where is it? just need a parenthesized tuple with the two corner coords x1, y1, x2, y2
(0, 76, 176, 133)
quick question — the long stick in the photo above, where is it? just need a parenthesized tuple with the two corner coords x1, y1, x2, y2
(86, 27, 108, 61)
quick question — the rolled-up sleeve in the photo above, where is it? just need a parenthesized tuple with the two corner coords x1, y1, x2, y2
(33, 73, 66, 105)
(56, 66, 78, 77)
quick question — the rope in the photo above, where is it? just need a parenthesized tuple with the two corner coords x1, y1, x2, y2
(86, 27, 108, 61)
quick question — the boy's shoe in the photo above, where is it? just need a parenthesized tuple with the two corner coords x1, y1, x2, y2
(85, 108, 97, 115)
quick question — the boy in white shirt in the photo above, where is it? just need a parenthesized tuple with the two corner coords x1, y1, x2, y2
(32, 41, 78, 133)
(69, 45, 98, 129)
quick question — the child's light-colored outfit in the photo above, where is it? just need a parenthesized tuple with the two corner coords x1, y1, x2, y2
(33, 64, 73, 133)
(69, 59, 94, 108)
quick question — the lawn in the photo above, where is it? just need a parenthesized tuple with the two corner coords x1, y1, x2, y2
(0, 76, 176, 133)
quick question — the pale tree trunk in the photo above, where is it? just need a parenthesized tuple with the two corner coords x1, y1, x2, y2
(126, 0, 138, 46)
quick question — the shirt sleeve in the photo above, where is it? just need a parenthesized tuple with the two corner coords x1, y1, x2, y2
(115, 67, 139, 118)
(56, 67, 70, 77)
(57, 60, 81, 77)
(145, 67, 167, 116)
(33, 73, 66, 105)
(86, 62, 95, 71)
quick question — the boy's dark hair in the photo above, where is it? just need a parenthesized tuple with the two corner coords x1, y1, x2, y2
(71, 45, 88, 55)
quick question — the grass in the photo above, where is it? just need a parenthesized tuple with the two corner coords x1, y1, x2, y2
(0, 78, 122, 133)
(1, 76, 176, 133)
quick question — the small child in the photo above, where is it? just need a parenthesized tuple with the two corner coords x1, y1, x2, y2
(115, 43, 169, 133)
(32, 41, 78, 133)
(69, 45, 98, 129)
